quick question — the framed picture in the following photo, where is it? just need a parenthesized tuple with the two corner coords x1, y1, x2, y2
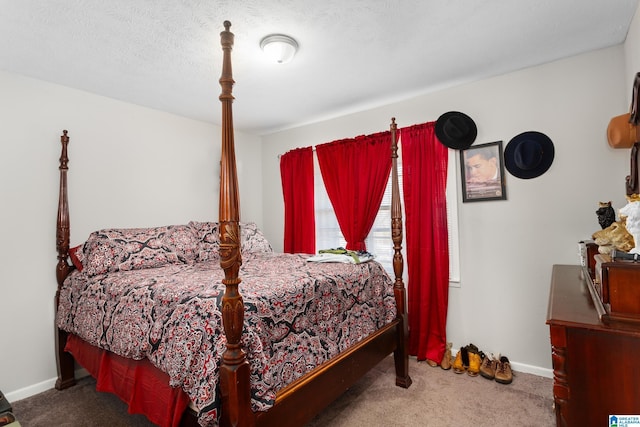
(460, 141, 507, 202)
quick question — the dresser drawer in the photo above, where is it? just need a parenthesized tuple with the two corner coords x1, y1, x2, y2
(595, 254, 640, 322)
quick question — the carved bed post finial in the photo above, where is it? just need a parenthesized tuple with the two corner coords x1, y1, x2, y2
(390, 118, 412, 389)
(218, 21, 252, 426)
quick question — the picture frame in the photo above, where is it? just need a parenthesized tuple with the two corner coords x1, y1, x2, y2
(460, 141, 507, 202)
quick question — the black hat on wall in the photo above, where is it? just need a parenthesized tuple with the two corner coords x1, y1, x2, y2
(435, 111, 478, 150)
(504, 131, 555, 179)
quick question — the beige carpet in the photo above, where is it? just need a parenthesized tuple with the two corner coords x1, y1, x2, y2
(11, 356, 554, 426)
(309, 356, 554, 426)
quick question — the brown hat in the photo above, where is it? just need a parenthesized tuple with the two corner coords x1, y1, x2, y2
(607, 113, 637, 149)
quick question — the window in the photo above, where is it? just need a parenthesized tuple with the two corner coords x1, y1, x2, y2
(314, 146, 460, 284)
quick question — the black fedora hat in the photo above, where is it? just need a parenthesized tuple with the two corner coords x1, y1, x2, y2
(504, 131, 554, 179)
(435, 111, 477, 150)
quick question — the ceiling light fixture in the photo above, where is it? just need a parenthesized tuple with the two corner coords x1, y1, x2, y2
(260, 34, 298, 64)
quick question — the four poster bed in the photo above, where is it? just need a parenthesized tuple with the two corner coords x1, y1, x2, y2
(54, 21, 412, 427)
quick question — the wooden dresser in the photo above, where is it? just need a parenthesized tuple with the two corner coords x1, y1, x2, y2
(547, 264, 640, 427)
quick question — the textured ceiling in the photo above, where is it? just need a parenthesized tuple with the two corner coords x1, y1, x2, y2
(1, 0, 638, 135)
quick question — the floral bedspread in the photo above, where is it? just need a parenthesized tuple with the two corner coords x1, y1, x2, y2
(56, 252, 396, 426)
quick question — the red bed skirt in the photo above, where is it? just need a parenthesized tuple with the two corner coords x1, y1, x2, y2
(65, 334, 191, 427)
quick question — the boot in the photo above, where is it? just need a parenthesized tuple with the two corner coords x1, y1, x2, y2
(452, 346, 467, 374)
(440, 342, 452, 370)
(467, 343, 479, 354)
(467, 351, 481, 377)
(461, 346, 470, 370)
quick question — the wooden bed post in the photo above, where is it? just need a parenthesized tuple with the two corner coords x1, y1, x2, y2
(390, 118, 412, 388)
(55, 130, 76, 390)
(218, 21, 253, 427)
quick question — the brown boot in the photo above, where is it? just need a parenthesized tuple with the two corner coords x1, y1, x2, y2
(467, 351, 481, 376)
(495, 356, 513, 384)
(440, 342, 452, 370)
(467, 343, 479, 354)
(452, 346, 467, 374)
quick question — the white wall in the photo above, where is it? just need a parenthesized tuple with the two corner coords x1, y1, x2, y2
(4, 5, 639, 400)
(0, 70, 262, 400)
(261, 44, 634, 375)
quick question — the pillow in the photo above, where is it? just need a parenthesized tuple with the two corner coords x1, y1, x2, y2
(240, 222, 273, 254)
(69, 245, 84, 272)
(189, 221, 273, 261)
(82, 224, 199, 276)
(188, 221, 220, 262)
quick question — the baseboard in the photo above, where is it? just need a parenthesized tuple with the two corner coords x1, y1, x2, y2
(511, 361, 553, 378)
(5, 368, 89, 403)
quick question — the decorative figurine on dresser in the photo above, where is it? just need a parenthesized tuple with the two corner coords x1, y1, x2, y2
(596, 201, 616, 229)
(547, 72, 640, 427)
(619, 195, 640, 254)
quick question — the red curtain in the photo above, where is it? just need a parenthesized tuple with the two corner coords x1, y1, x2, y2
(280, 146, 315, 253)
(316, 132, 391, 251)
(400, 122, 450, 363)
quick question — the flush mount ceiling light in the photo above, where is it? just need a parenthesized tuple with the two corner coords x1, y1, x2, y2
(260, 34, 299, 64)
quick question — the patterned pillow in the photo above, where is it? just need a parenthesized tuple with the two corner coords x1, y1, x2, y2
(240, 222, 273, 254)
(82, 224, 199, 276)
(188, 221, 220, 262)
(189, 221, 273, 261)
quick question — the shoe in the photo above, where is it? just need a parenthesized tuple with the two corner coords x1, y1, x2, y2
(426, 359, 438, 367)
(0, 413, 16, 426)
(495, 356, 513, 384)
(467, 343, 479, 355)
(440, 342, 452, 370)
(479, 352, 498, 380)
(461, 346, 470, 369)
(452, 346, 467, 374)
(467, 351, 481, 376)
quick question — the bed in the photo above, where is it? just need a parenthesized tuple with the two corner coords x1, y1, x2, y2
(54, 21, 411, 427)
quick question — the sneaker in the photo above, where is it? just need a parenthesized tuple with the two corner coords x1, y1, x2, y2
(452, 346, 467, 374)
(479, 352, 498, 380)
(467, 351, 481, 376)
(440, 342, 452, 370)
(495, 356, 513, 384)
